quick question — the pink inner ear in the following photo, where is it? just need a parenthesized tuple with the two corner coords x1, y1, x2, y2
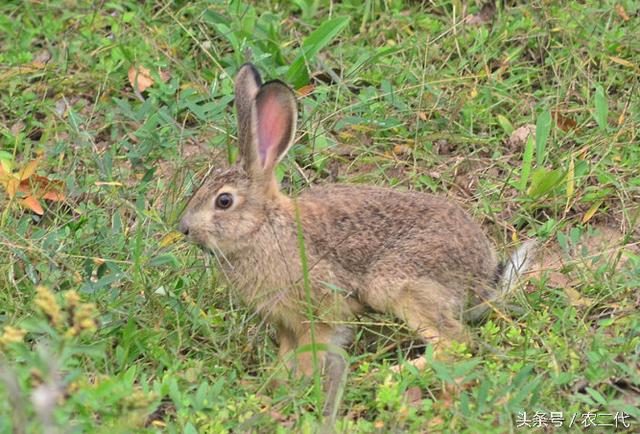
(257, 95, 288, 168)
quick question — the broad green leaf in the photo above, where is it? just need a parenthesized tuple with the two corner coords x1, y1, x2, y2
(566, 158, 575, 202)
(496, 114, 514, 135)
(535, 109, 551, 166)
(594, 84, 608, 131)
(527, 167, 565, 198)
(286, 16, 350, 88)
(149, 253, 178, 267)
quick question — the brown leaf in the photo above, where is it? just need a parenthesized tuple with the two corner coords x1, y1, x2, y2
(158, 69, 170, 83)
(42, 190, 66, 201)
(428, 417, 445, 428)
(528, 225, 639, 289)
(467, 2, 496, 26)
(508, 124, 535, 147)
(18, 176, 65, 201)
(403, 386, 422, 407)
(552, 111, 577, 132)
(6, 178, 19, 197)
(10, 122, 25, 136)
(615, 4, 630, 21)
(392, 144, 412, 156)
(21, 196, 44, 215)
(295, 84, 315, 97)
(417, 111, 427, 121)
(128, 66, 154, 92)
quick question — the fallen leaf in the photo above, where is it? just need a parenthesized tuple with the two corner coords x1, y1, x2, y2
(564, 287, 592, 308)
(10, 122, 25, 136)
(42, 190, 66, 201)
(6, 178, 19, 197)
(582, 200, 603, 224)
(508, 124, 535, 147)
(34, 49, 52, 64)
(295, 84, 315, 97)
(21, 196, 44, 215)
(403, 386, 422, 407)
(128, 66, 154, 92)
(552, 111, 577, 132)
(94, 181, 123, 187)
(159, 231, 184, 248)
(528, 225, 639, 289)
(467, 2, 496, 26)
(615, 4, 630, 21)
(392, 144, 412, 155)
(428, 417, 445, 428)
(417, 111, 427, 121)
(608, 56, 639, 72)
(18, 176, 65, 202)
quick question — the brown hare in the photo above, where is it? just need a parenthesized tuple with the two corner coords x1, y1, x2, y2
(179, 63, 535, 409)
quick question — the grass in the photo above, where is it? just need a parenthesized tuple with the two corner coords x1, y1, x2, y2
(1, 0, 639, 432)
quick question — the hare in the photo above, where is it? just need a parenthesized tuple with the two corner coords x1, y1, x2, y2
(179, 63, 535, 407)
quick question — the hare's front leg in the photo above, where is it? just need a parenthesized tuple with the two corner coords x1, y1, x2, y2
(295, 324, 350, 417)
(277, 326, 296, 362)
(294, 324, 338, 377)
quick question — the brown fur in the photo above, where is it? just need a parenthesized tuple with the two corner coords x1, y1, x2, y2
(179, 64, 501, 410)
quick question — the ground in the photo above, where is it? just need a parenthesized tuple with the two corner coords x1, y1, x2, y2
(0, 1, 639, 432)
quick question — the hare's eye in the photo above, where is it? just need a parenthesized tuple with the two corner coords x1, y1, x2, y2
(215, 192, 233, 209)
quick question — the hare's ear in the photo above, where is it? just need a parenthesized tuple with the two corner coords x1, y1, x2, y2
(251, 80, 297, 175)
(235, 63, 262, 172)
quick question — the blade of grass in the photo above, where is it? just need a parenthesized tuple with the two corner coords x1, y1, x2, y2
(535, 109, 551, 166)
(286, 16, 350, 88)
(519, 134, 534, 192)
(294, 201, 323, 416)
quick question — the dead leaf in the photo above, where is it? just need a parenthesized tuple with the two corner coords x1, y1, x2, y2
(582, 200, 603, 224)
(609, 56, 639, 72)
(34, 49, 52, 64)
(159, 231, 184, 248)
(6, 178, 19, 197)
(392, 144, 412, 156)
(467, 2, 496, 26)
(403, 386, 422, 407)
(295, 84, 315, 97)
(428, 417, 445, 428)
(42, 190, 65, 201)
(10, 122, 25, 136)
(417, 111, 427, 121)
(128, 66, 154, 92)
(19, 175, 65, 202)
(21, 196, 44, 215)
(94, 181, 123, 187)
(528, 225, 639, 289)
(552, 111, 577, 132)
(615, 4, 630, 21)
(508, 124, 535, 147)
(564, 287, 593, 308)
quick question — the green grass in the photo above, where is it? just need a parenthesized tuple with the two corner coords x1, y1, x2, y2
(1, 0, 639, 432)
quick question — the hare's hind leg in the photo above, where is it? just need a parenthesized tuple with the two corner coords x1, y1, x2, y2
(388, 279, 468, 372)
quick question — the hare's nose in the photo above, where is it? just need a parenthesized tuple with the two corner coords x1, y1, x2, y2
(178, 219, 190, 236)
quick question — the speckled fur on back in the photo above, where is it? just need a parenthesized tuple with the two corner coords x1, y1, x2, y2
(179, 64, 513, 411)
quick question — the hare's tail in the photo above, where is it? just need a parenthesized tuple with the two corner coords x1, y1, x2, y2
(499, 239, 537, 295)
(465, 240, 537, 323)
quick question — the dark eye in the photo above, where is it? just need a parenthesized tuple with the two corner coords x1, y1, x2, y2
(215, 192, 233, 209)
